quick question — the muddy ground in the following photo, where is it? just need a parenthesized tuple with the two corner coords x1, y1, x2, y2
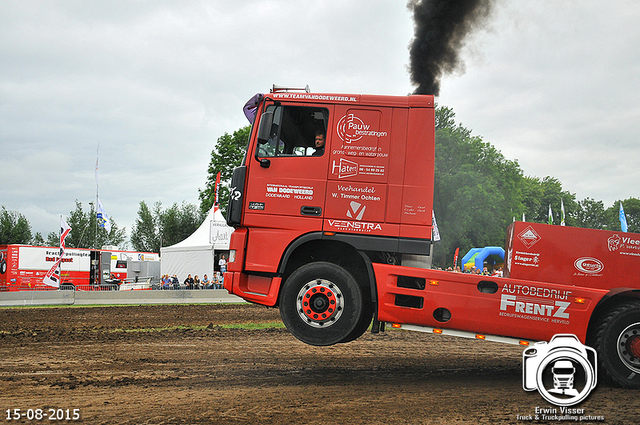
(0, 304, 635, 424)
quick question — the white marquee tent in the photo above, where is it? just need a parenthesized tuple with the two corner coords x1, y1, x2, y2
(160, 208, 233, 282)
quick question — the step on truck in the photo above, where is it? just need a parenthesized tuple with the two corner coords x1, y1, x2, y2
(224, 85, 640, 388)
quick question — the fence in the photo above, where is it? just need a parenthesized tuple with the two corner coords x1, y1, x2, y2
(0, 288, 244, 307)
(1, 283, 222, 292)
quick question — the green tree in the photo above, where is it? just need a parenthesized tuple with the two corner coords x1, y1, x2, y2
(432, 106, 524, 268)
(199, 126, 251, 216)
(521, 176, 577, 225)
(130, 201, 159, 252)
(0, 206, 32, 244)
(46, 231, 59, 247)
(31, 232, 46, 246)
(159, 201, 204, 247)
(576, 197, 607, 229)
(130, 201, 204, 252)
(64, 201, 126, 249)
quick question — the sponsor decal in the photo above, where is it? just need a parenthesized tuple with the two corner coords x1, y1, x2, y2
(331, 184, 381, 202)
(513, 251, 540, 268)
(499, 284, 571, 324)
(327, 219, 382, 233)
(272, 93, 357, 102)
(607, 234, 640, 257)
(46, 257, 73, 263)
(211, 229, 230, 243)
(346, 201, 366, 220)
(265, 183, 314, 200)
(332, 158, 358, 179)
(45, 250, 89, 259)
(607, 234, 622, 251)
(573, 257, 604, 275)
(518, 226, 541, 249)
(336, 113, 388, 143)
(331, 159, 386, 179)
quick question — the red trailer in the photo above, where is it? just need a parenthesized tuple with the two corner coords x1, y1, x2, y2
(0, 244, 159, 291)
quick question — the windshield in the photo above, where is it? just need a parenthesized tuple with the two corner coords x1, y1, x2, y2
(257, 104, 328, 157)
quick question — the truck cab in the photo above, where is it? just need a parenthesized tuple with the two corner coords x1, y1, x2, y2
(225, 86, 435, 345)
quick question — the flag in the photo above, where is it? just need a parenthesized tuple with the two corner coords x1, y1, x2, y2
(560, 199, 566, 226)
(522, 213, 526, 222)
(620, 202, 628, 232)
(548, 204, 553, 225)
(95, 143, 99, 187)
(432, 210, 440, 242)
(453, 247, 459, 268)
(214, 171, 221, 211)
(43, 217, 72, 288)
(97, 198, 112, 233)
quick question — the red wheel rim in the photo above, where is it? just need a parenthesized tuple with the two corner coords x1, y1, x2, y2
(296, 279, 343, 328)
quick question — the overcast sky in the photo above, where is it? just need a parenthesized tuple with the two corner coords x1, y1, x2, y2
(2, 0, 639, 244)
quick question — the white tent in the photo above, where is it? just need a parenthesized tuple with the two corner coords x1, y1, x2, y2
(160, 208, 233, 282)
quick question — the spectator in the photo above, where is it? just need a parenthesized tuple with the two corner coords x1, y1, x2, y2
(184, 274, 194, 289)
(219, 255, 227, 274)
(193, 275, 201, 289)
(171, 275, 180, 290)
(202, 274, 210, 289)
(161, 274, 171, 290)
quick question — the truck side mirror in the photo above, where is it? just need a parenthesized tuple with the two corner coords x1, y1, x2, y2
(257, 110, 274, 144)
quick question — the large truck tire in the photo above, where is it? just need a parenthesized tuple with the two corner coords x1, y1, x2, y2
(339, 298, 374, 343)
(590, 300, 640, 388)
(280, 262, 363, 346)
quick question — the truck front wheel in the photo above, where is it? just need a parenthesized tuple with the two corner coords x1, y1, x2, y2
(280, 262, 363, 346)
(591, 301, 640, 388)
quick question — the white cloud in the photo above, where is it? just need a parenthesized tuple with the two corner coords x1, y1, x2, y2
(1, 0, 639, 241)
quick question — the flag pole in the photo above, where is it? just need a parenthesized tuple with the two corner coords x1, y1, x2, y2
(95, 143, 99, 249)
(59, 214, 63, 284)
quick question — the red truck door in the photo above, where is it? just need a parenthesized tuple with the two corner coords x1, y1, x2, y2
(240, 102, 333, 272)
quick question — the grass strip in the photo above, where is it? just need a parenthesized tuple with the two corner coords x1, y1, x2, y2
(0, 302, 251, 310)
(111, 322, 285, 333)
(0, 322, 284, 336)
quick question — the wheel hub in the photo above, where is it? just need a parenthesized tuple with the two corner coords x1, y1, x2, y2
(617, 323, 640, 373)
(296, 279, 343, 328)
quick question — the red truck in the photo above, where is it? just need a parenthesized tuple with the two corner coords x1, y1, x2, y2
(224, 86, 640, 388)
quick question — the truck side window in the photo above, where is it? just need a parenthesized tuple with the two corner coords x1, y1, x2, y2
(257, 105, 328, 157)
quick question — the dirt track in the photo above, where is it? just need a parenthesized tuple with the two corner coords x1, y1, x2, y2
(0, 304, 635, 424)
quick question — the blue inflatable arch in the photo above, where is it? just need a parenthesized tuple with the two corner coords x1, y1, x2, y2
(460, 246, 505, 271)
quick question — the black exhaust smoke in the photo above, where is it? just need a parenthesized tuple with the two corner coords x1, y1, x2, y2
(408, 0, 493, 95)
